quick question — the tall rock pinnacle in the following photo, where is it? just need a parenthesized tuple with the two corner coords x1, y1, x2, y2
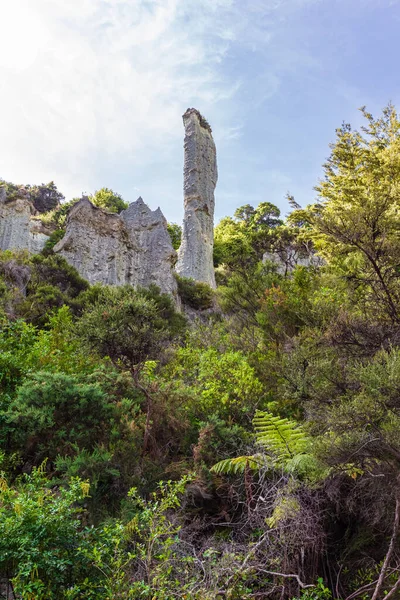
(176, 108, 217, 288)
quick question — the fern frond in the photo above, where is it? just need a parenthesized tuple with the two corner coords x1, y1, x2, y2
(252, 411, 309, 462)
(211, 454, 264, 475)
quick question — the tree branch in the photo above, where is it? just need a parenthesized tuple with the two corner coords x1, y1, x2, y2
(371, 488, 400, 600)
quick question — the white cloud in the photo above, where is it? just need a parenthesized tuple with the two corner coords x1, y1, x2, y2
(0, 0, 327, 216)
(0, 0, 241, 200)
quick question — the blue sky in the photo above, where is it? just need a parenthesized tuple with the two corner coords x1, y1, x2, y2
(1, 0, 399, 224)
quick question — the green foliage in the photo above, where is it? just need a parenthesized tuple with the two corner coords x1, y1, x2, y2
(42, 227, 66, 255)
(4, 371, 116, 465)
(78, 285, 185, 373)
(210, 454, 264, 475)
(214, 215, 255, 269)
(40, 198, 79, 227)
(0, 251, 89, 325)
(167, 222, 182, 249)
(0, 467, 95, 599)
(300, 104, 400, 322)
(291, 579, 332, 599)
(217, 261, 283, 326)
(89, 187, 128, 213)
(0, 318, 37, 393)
(176, 274, 214, 309)
(0, 180, 27, 201)
(214, 201, 283, 270)
(253, 411, 309, 461)
(122, 476, 193, 598)
(313, 347, 400, 479)
(28, 181, 65, 213)
(165, 345, 264, 422)
(29, 254, 88, 297)
(211, 409, 326, 483)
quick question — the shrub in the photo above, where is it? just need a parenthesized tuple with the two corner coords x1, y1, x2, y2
(176, 275, 214, 310)
(89, 187, 128, 213)
(42, 228, 66, 255)
(5, 371, 116, 465)
(167, 222, 182, 250)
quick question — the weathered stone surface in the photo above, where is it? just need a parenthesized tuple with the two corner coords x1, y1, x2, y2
(120, 198, 178, 295)
(0, 188, 51, 254)
(54, 197, 178, 296)
(176, 108, 217, 288)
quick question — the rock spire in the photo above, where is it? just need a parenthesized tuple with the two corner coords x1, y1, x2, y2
(176, 108, 217, 288)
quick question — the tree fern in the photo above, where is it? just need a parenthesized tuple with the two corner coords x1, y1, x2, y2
(211, 454, 264, 475)
(252, 410, 309, 464)
(211, 411, 324, 480)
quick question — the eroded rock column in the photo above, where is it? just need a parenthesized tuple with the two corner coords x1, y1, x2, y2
(0, 186, 51, 254)
(176, 108, 217, 288)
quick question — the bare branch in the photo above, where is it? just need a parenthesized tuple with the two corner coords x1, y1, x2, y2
(371, 489, 400, 600)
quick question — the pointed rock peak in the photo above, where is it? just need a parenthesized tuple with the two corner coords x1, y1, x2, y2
(122, 198, 167, 224)
(123, 197, 152, 218)
(183, 108, 212, 133)
(68, 196, 94, 214)
(154, 207, 164, 219)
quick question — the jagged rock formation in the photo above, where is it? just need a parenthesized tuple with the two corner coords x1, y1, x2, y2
(120, 198, 178, 294)
(0, 187, 52, 254)
(176, 108, 217, 288)
(53, 197, 178, 296)
(0, 109, 218, 297)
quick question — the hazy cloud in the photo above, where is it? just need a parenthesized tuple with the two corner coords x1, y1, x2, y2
(0, 0, 242, 200)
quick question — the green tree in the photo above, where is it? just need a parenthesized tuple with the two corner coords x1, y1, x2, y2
(89, 187, 128, 213)
(214, 201, 283, 271)
(78, 285, 185, 376)
(165, 345, 265, 423)
(18, 254, 89, 326)
(77, 286, 185, 455)
(302, 104, 400, 322)
(175, 275, 214, 309)
(4, 371, 116, 465)
(0, 467, 96, 599)
(28, 181, 65, 213)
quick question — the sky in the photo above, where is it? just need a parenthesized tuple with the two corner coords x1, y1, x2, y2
(1, 0, 400, 224)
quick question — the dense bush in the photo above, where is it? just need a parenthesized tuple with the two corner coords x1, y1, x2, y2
(176, 274, 214, 309)
(89, 187, 128, 213)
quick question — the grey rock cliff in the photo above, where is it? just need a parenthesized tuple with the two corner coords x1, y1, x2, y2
(54, 197, 178, 296)
(176, 108, 217, 288)
(0, 187, 51, 254)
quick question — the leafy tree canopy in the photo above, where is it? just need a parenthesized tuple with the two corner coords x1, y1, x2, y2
(89, 187, 128, 213)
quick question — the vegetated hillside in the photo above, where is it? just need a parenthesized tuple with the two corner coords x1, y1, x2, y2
(1, 105, 400, 599)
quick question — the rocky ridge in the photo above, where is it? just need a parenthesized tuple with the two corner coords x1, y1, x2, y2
(53, 197, 177, 296)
